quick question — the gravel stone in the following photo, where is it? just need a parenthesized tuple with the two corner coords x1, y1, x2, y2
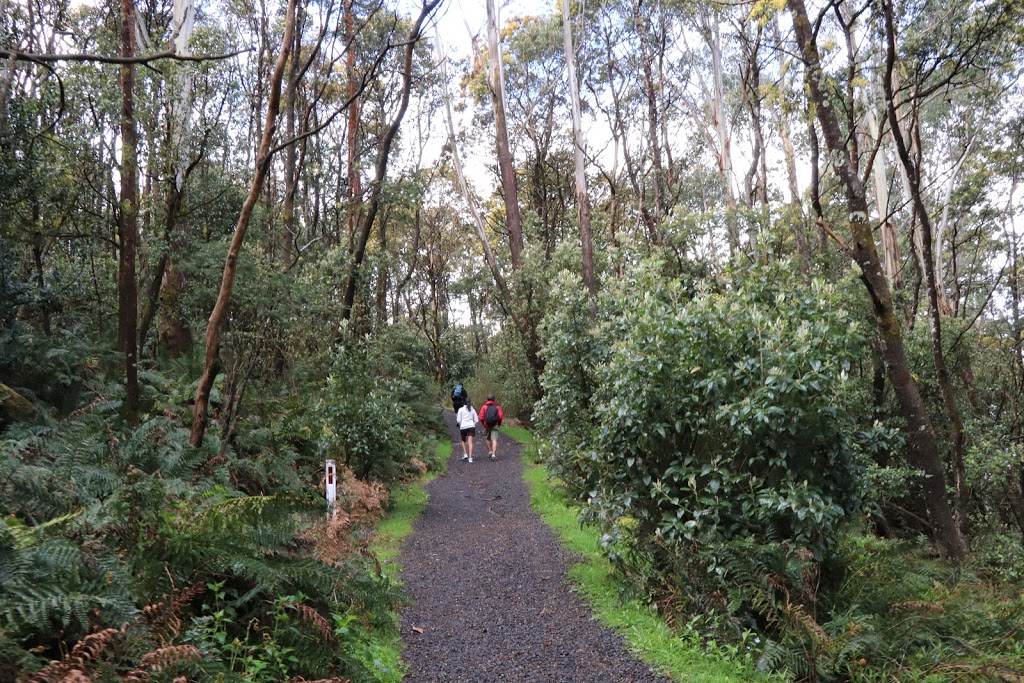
(397, 412, 671, 682)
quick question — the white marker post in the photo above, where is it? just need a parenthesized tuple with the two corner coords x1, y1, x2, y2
(325, 459, 337, 517)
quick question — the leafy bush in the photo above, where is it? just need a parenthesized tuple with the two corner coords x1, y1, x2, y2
(536, 260, 870, 642)
(315, 321, 441, 482)
(540, 261, 867, 551)
(791, 535, 1024, 681)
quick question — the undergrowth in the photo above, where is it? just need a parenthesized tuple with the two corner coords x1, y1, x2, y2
(0, 324, 444, 682)
(506, 430, 775, 683)
(511, 432, 1024, 682)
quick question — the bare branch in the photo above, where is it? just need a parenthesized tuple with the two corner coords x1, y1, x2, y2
(0, 46, 250, 66)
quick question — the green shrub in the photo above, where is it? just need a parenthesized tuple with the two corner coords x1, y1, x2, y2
(536, 260, 871, 652)
(539, 261, 867, 553)
(316, 322, 440, 482)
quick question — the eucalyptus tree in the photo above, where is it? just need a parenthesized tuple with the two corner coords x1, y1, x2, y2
(191, 0, 298, 447)
(0, 0, 247, 423)
(485, 0, 526, 270)
(117, 0, 141, 424)
(338, 0, 442, 325)
(562, 0, 596, 307)
(501, 14, 574, 258)
(786, 0, 969, 559)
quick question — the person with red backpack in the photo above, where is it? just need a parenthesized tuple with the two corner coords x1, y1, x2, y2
(478, 394, 504, 460)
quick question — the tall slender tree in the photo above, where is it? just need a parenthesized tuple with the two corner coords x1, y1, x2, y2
(191, 0, 298, 447)
(562, 0, 596, 307)
(485, 0, 525, 269)
(118, 0, 140, 425)
(787, 0, 967, 560)
(340, 0, 442, 323)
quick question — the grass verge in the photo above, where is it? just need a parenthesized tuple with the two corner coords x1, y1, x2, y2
(364, 439, 452, 683)
(506, 430, 775, 683)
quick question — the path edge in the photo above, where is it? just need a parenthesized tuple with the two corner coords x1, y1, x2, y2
(513, 431, 779, 683)
(366, 435, 453, 683)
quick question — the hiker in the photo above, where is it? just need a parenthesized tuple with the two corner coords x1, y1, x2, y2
(478, 394, 504, 460)
(451, 383, 469, 412)
(456, 401, 479, 463)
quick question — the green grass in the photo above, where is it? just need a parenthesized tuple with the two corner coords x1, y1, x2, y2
(500, 424, 535, 446)
(522, 459, 778, 683)
(362, 440, 451, 683)
(372, 440, 449, 573)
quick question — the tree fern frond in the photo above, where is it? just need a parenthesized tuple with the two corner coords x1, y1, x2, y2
(1, 586, 115, 633)
(191, 494, 313, 535)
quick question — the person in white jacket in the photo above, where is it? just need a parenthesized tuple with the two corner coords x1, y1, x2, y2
(456, 402, 480, 462)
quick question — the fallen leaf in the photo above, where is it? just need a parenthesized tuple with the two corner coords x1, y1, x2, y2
(412, 626, 425, 634)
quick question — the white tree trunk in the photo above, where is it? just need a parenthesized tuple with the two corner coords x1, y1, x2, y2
(562, 0, 596, 305)
(170, 0, 194, 190)
(935, 138, 971, 315)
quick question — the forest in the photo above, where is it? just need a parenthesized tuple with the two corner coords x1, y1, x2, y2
(1, 0, 1023, 679)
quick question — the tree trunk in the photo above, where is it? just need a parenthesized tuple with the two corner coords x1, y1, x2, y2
(339, 0, 441, 323)
(31, 222, 51, 336)
(807, 119, 827, 253)
(345, 0, 362, 253)
(281, 2, 303, 268)
(881, 0, 969, 541)
(437, 29, 545, 386)
(562, 0, 596, 309)
(935, 139, 970, 316)
(853, 30, 902, 288)
(118, 0, 140, 425)
(438, 30, 513, 314)
(485, 0, 525, 269)
(700, 6, 738, 254)
(191, 0, 297, 447)
(789, 0, 967, 560)
(633, 0, 666, 234)
(376, 207, 389, 330)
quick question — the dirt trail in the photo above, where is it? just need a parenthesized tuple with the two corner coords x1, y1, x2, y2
(396, 412, 671, 682)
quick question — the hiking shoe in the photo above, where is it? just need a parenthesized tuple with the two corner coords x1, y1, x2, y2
(468, 457, 473, 463)
(490, 454, 496, 461)
(461, 454, 469, 461)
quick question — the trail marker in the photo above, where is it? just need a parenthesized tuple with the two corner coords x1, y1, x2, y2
(325, 459, 337, 516)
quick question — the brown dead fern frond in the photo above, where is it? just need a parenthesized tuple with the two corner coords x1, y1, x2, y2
(141, 582, 207, 644)
(67, 396, 105, 421)
(785, 603, 830, 643)
(28, 627, 123, 682)
(57, 671, 92, 683)
(122, 645, 202, 681)
(338, 467, 388, 523)
(306, 512, 356, 564)
(890, 600, 946, 615)
(306, 465, 391, 563)
(286, 602, 337, 644)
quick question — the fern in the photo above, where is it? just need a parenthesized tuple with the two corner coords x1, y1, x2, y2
(25, 627, 122, 682)
(122, 644, 202, 681)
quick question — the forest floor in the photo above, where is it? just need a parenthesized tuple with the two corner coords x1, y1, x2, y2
(396, 411, 672, 682)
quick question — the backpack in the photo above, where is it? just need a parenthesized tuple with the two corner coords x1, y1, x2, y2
(483, 403, 499, 427)
(452, 384, 464, 400)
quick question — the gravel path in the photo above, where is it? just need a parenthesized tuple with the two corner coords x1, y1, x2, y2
(396, 412, 672, 682)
